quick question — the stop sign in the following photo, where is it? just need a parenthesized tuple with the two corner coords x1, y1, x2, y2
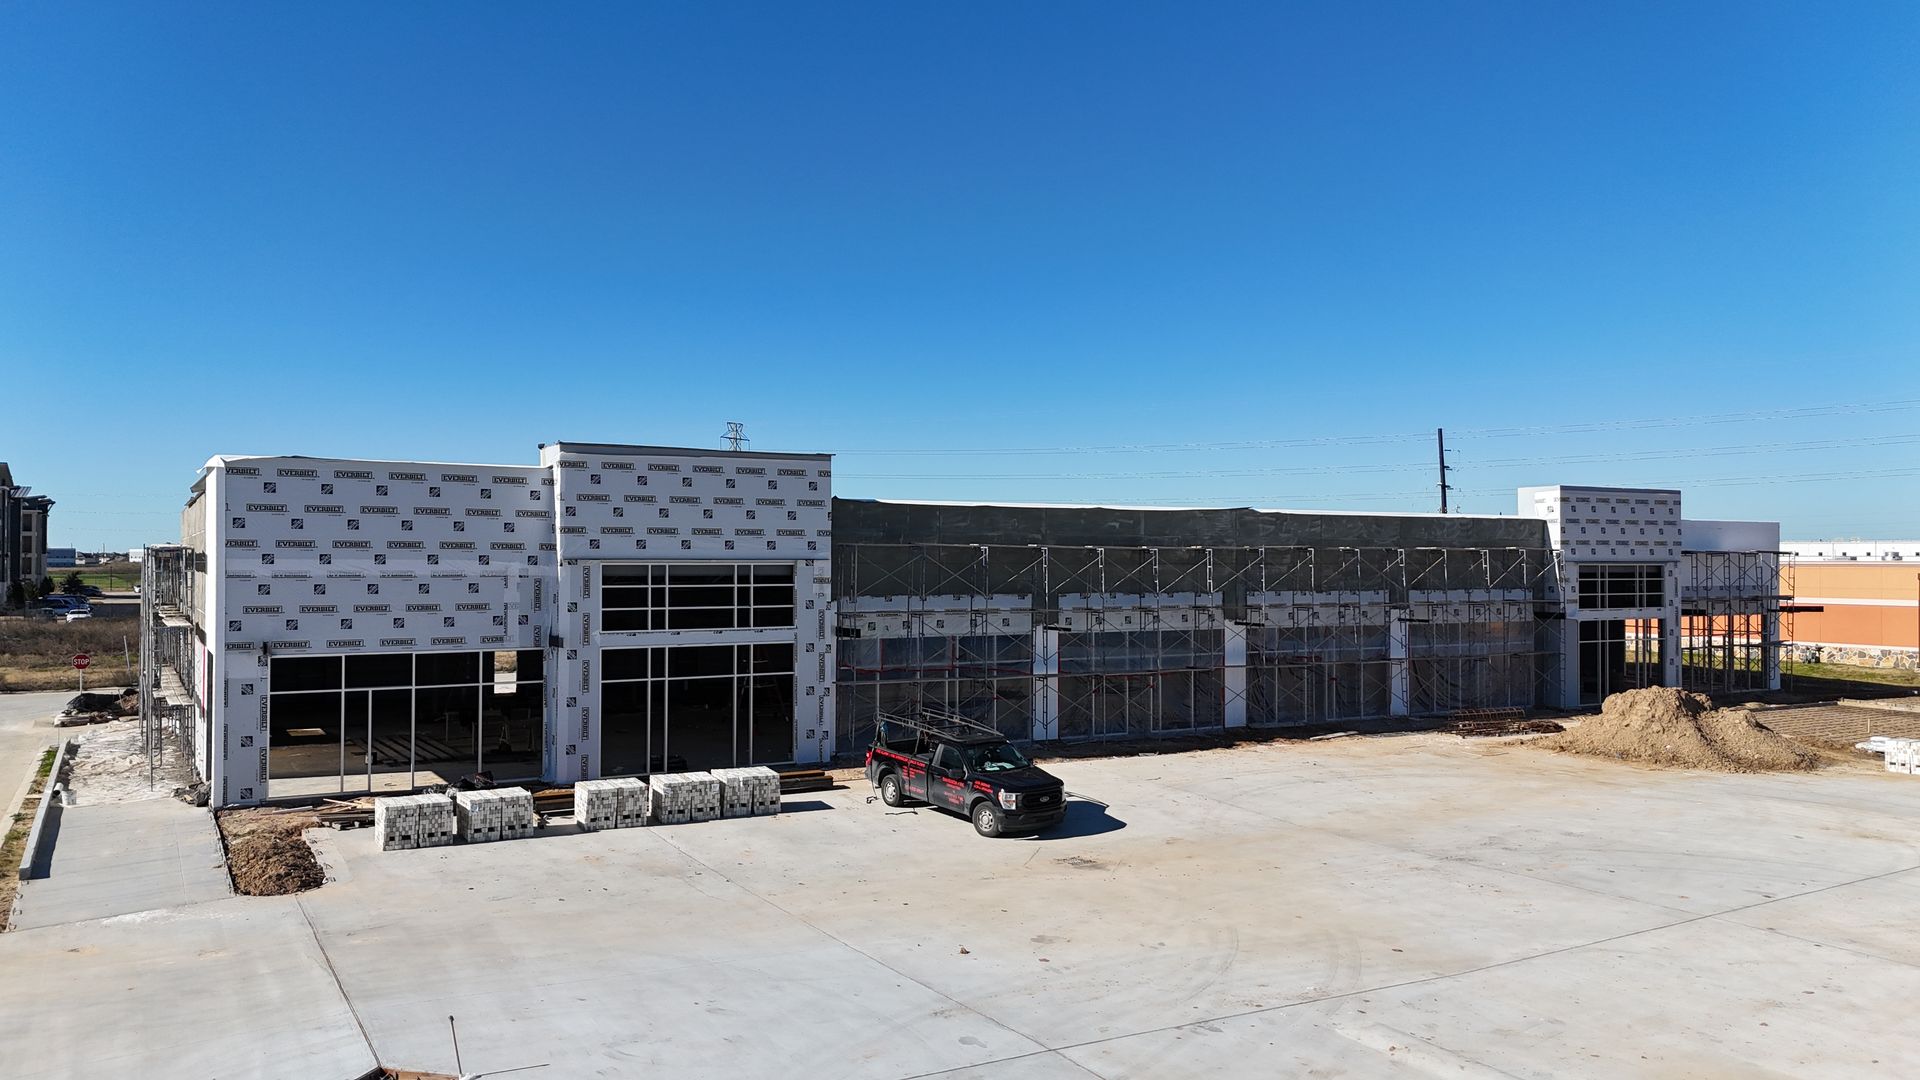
(71, 654, 91, 671)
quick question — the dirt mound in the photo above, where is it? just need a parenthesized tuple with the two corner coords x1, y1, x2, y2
(218, 810, 325, 895)
(1534, 687, 1821, 773)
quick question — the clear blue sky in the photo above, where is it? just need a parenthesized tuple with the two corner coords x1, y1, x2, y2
(4, 2, 1916, 550)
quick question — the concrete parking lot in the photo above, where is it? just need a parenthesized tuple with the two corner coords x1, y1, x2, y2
(4, 730, 1920, 1078)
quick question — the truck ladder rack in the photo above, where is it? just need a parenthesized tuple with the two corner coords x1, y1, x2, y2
(875, 704, 1003, 742)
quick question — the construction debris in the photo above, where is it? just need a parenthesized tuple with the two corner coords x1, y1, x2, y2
(54, 689, 139, 726)
(1450, 708, 1565, 738)
(218, 809, 327, 895)
(1532, 687, 1821, 773)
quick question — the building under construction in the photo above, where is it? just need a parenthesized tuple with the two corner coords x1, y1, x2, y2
(832, 488, 1783, 748)
(138, 442, 1785, 807)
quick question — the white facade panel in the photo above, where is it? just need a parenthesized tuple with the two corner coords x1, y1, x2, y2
(198, 444, 832, 806)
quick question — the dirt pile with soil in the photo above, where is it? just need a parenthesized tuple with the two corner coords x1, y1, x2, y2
(1534, 687, 1821, 773)
(218, 809, 326, 896)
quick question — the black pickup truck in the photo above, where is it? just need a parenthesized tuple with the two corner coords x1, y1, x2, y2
(865, 708, 1067, 837)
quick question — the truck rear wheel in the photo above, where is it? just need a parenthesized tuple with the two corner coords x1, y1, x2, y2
(972, 801, 1004, 838)
(879, 772, 906, 807)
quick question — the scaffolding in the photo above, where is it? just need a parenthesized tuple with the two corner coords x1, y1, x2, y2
(1679, 549, 1785, 695)
(139, 545, 204, 783)
(834, 542, 1559, 751)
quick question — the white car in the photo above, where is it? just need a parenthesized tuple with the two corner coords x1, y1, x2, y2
(63, 609, 93, 622)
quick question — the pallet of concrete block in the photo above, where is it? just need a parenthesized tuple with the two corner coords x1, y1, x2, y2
(453, 786, 537, 842)
(648, 772, 721, 824)
(711, 766, 781, 818)
(1883, 738, 1917, 775)
(373, 793, 456, 851)
(574, 777, 649, 831)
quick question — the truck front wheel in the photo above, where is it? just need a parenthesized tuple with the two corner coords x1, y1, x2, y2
(879, 772, 906, 807)
(972, 801, 1004, 838)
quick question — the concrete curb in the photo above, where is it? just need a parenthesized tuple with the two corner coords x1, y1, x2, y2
(17, 739, 77, 881)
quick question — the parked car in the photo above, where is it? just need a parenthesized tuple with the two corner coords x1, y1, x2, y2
(35, 595, 86, 612)
(866, 706, 1067, 837)
(63, 609, 93, 622)
(79, 585, 104, 597)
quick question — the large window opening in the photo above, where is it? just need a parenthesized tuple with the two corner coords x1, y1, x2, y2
(600, 643, 794, 775)
(602, 563, 795, 632)
(267, 650, 544, 798)
(1576, 564, 1665, 610)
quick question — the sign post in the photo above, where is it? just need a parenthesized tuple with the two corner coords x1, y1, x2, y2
(73, 652, 91, 692)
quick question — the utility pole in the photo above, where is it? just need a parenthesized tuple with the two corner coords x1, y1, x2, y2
(1436, 428, 1452, 514)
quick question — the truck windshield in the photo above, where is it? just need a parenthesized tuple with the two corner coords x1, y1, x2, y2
(965, 742, 1030, 772)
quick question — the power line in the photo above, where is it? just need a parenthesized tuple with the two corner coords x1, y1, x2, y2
(830, 397, 1920, 457)
(942, 465, 1920, 511)
(837, 431, 1920, 481)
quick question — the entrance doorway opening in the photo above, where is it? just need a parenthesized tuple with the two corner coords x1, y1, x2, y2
(600, 643, 795, 775)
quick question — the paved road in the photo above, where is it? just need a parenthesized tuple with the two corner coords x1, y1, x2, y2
(0, 691, 68, 821)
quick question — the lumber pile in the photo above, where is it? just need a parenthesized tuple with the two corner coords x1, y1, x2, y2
(777, 768, 835, 794)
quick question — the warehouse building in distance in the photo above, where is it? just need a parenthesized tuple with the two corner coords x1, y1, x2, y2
(141, 441, 1786, 807)
(1779, 539, 1920, 668)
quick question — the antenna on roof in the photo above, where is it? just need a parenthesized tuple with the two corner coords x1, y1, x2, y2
(1436, 428, 1453, 514)
(723, 421, 750, 452)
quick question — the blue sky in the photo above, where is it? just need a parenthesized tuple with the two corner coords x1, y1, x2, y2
(3, 2, 1916, 550)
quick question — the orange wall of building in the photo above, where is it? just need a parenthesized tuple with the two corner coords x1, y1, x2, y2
(1782, 563, 1920, 649)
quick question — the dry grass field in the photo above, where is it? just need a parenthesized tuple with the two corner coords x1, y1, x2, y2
(0, 618, 139, 692)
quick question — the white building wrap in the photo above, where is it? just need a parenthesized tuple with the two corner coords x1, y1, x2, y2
(202, 443, 832, 805)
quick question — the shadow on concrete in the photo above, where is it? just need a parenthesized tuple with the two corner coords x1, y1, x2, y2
(24, 798, 63, 878)
(780, 799, 836, 814)
(1021, 799, 1127, 840)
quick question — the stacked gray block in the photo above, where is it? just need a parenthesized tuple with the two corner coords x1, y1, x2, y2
(711, 766, 782, 818)
(575, 777, 650, 830)
(648, 772, 721, 824)
(373, 793, 457, 851)
(453, 787, 536, 842)
(1886, 738, 1916, 775)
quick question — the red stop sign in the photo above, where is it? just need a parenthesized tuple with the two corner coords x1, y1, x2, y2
(72, 654, 91, 670)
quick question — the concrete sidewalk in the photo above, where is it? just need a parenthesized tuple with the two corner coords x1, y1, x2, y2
(10, 799, 229, 930)
(0, 899, 377, 1080)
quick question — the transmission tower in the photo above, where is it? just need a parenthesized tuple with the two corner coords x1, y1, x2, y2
(723, 421, 750, 452)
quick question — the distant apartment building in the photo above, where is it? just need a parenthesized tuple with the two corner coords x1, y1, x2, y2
(1781, 541, 1920, 668)
(46, 547, 78, 569)
(1, 462, 56, 598)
